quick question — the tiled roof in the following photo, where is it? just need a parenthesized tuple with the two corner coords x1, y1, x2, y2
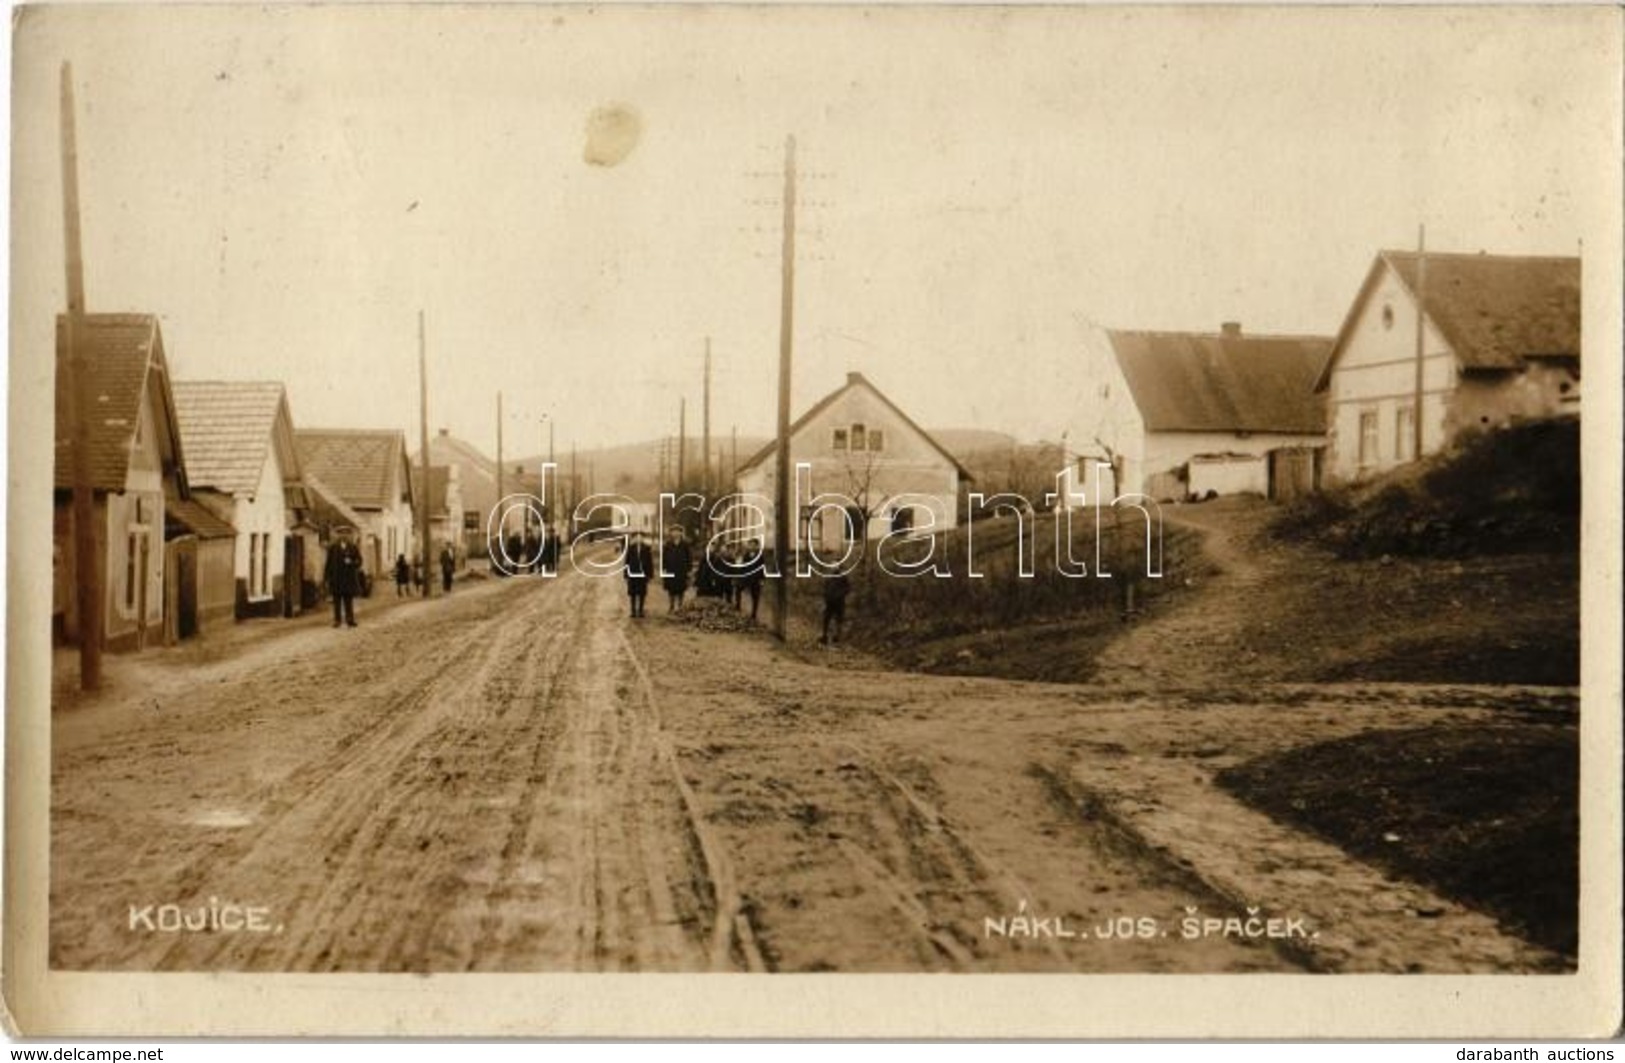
(1317, 250, 1582, 390)
(1384, 251, 1580, 370)
(172, 381, 289, 496)
(166, 495, 236, 540)
(1108, 330, 1331, 434)
(53, 313, 181, 492)
(303, 471, 367, 531)
(295, 429, 406, 510)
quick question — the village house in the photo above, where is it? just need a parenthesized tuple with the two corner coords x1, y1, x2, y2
(424, 428, 501, 557)
(172, 381, 309, 620)
(1315, 250, 1581, 482)
(410, 463, 466, 564)
(732, 371, 972, 553)
(52, 313, 189, 651)
(1061, 324, 1332, 504)
(295, 429, 417, 582)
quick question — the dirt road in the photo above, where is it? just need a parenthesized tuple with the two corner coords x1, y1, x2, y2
(50, 552, 1568, 973)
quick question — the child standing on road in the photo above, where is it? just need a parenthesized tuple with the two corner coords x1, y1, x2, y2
(820, 565, 851, 645)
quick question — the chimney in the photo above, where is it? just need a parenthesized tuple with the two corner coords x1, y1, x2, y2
(438, 427, 449, 437)
(847, 370, 864, 386)
(1220, 322, 1242, 339)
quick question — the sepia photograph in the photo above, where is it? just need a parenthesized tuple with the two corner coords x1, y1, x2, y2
(4, 1, 1621, 1039)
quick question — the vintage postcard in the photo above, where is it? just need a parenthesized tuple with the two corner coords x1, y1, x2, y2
(4, 2, 1621, 1039)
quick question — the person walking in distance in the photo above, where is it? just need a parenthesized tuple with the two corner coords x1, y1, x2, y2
(820, 562, 851, 645)
(439, 543, 455, 594)
(393, 553, 411, 597)
(740, 538, 766, 622)
(624, 531, 654, 618)
(326, 526, 365, 628)
(661, 525, 692, 614)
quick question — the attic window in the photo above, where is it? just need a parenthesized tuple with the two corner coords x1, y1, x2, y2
(868, 429, 885, 452)
(1381, 304, 1395, 330)
(850, 424, 868, 451)
(832, 428, 849, 451)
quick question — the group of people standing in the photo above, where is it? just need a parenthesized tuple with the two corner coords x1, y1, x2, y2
(622, 527, 767, 621)
(324, 526, 460, 631)
(393, 544, 458, 597)
(495, 526, 562, 577)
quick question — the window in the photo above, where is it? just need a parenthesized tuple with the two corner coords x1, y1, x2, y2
(1381, 303, 1395, 330)
(850, 424, 867, 452)
(1358, 410, 1379, 467)
(867, 429, 885, 452)
(1395, 404, 1416, 462)
(125, 534, 138, 610)
(259, 533, 270, 598)
(832, 428, 849, 451)
(891, 506, 914, 534)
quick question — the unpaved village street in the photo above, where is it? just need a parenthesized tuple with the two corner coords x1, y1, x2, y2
(50, 547, 1573, 973)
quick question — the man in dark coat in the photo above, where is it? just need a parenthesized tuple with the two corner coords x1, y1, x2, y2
(325, 527, 365, 628)
(661, 526, 692, 614)
(439, 543, 455, 593)
(739, 538, 766, 621)
(624, 532, 653, 618)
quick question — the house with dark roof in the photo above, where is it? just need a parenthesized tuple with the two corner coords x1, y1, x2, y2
(1316, 250, 1581, 481)
(295, 428, 416, 581)
(1062, 323, 1332, 503)
(173, 381, 308, 621)
(733, 371, 973, 553)
(52, 314, 189, 651)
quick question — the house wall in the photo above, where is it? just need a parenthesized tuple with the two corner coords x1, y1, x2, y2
(230, 447, 290, 618)
(1144, 430, 1328, 500)
(104, 399, 167, 651)
(197, 538, 237, 626)
(733, 383, 961, 552)
(1448, 362, 1579, 438)
(1326, 262, 1463, 481)
(1059, 325, 1147, 506)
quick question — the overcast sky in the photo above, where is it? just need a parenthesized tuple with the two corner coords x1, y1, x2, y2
(10, 5, 1618, 455)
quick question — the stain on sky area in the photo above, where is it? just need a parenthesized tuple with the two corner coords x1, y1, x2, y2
(583, 103, 642, 167)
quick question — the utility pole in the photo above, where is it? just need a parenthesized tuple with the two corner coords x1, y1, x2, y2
(60, 62, 100, 690)
(496, 391, 505, 542)
(1411, 224, 1427, 463)
(418, 310, 432, 596)
(569, 441, 578, 539)
(702, 337, 712, 499)
(677, 397, 688, 495)
(772, 135, 797, 641)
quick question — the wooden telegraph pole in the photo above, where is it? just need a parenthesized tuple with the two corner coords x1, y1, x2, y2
(677, 397, 687, 494)
(702, 337, 712, 498)
(418, 310, 432, 596)
(496, 391, 505, 544)
(772, 135, 797, 641)
(61, 62, 101, 690)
